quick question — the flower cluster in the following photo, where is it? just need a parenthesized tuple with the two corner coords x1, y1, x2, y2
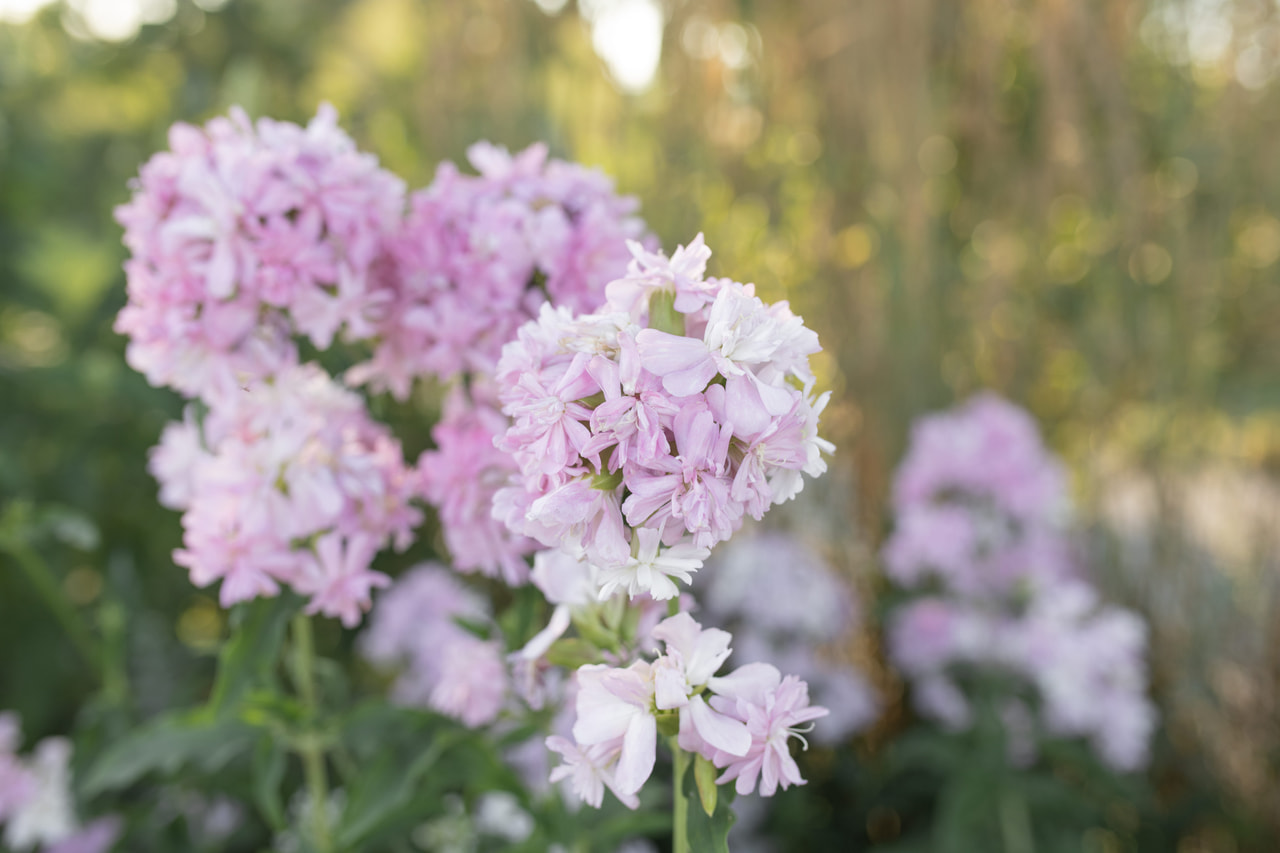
(696, 531, 878, 744)
(884, 393, 1075, 596)
(116, 104, 405, 402)
(418, 385, 538, 585)
(547, 613, 827, 808)
(361, 564, 509, 728)
(885, 395, 1156, 771)
(493, 235, 832, 601)
(348, 142, 650, 398)
(0, 714, 120, 853)
(150, 363, 421, 623)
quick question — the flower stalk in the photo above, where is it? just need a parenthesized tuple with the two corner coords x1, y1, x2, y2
(289, 613, 333, 853)
(671, 737, 691, 853)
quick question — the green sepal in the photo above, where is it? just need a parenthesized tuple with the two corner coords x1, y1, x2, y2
(592, 469, 625, 491)
(648, 289, 685, 336)
(545, 637, 606, 669)
(694, 753, 719, 817)
(655, 711, 681, 738)
(682, 753, 736, 853)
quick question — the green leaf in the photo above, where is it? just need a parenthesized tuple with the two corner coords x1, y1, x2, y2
(335, 729, 467, 848)
(682, 757, 736, 853)
(694, 754, 718, 817)
(252, 736, 287, 831)
(81, 710, 256, 797)
(545, 637, 606, 669)
(208, 594, 297, 714)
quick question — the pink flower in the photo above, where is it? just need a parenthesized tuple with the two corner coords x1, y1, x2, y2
(546, 735, 640, 810)
(572, 663, 657, 796)
(706, 668, 828, 797)
(350, 142, 650, 395)
(493, 235, 832, 601)
(429, 637, 508, 728)
(116, 104, 404, 402)
(361, 564, 511, 728)
(155, 363, 421, 619)
(294, 533, 390, 628)
(420, 387, 537, 584)
(0, 714, 35, 825)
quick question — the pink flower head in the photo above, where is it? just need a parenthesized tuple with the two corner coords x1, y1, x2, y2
(116, 104, 404, 402)
(361, 564, 509, 728)
(349, 142, 651, 396)
(884, 394, 1076, 597)
(154, 363, 421, 619)
(493, 235, 832, 600)
(419, 385, 538, 585)
(704, 667, 828, 797)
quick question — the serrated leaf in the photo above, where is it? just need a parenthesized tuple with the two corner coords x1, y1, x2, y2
(81, 711, 256, 797)
(694, 754, 718, 817)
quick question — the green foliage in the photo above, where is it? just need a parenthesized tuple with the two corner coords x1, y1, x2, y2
(82, 711, 257, 798)
(681, 751, 736, 853)
(2, 0, 1279, 849)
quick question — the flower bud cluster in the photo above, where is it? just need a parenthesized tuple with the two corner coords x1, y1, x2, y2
(492, 236, 832, 601)
(115, 104, 405, 402)
(150, 364, 420, 624)
(348, 142, 651, 398)
(885, 395, 1156, 771)
(361, 564, 509, 728)
(547, 613, 827, 809)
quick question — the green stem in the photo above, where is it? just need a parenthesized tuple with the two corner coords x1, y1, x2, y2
(999, 786, 1035, 853)
(2, 540, 102, 679)
(671, 737, 691, 853)
(290, 614, 333, 853)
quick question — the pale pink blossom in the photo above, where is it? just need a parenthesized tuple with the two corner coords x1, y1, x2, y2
(154, 363, 420, 619)
(116, 104, 404, 402)
(350, 142, 651, 396)
(705, 669, 828, 797)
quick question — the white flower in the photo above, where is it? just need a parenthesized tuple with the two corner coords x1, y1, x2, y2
(4, 738, 76, 851)
(596, 528, 709, 600)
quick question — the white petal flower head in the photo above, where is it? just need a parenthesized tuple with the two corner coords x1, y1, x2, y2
(4, 738, 77, 851)
(596, 528, 709, 601)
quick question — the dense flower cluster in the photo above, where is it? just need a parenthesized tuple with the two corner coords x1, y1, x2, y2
(348, 142, 650, 398)
(150, 364, 420, 623)
(361, 564, 509, 728)
(418, 385, 538, 585)
(116, 104, 405, 402)
(885, 395, 1156, 771)
(696, 531, 878, 743)
(0, 714, 119, 853)
(492, 235, 832, 600)
(548, 613, 827, 808)
(883, 393, 1074, 596)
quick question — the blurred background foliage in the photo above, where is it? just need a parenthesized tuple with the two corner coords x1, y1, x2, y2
(1, 0, 1279, 849)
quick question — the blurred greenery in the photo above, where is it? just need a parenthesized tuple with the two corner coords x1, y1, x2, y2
(2, 0, 1279, 850)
